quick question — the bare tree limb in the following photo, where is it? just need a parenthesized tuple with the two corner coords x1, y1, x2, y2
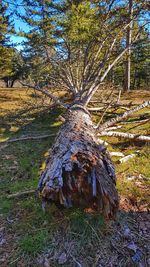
(96, 100, 150, 132)
(96, 101, 113, 128)
(99, 131, 150, 142)
(20, 82, 68, 108)
(7, 190, 36, 199)
(119, 154, 136, 163)
(1, 134, 55, 144)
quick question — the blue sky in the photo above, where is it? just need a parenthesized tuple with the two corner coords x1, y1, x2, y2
(5, 0, 30, 50)
(5, 0, 150, 50)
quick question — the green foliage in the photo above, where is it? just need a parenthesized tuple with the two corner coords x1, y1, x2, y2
(0, 2, 14, 45)
(19, 0, 55, 85)
(0, 198, 12, 214)
(0, 2, 16, 80)
(62, 1, 99, 43)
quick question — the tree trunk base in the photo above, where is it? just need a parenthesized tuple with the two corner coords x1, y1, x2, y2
(38, 105, 119, 219)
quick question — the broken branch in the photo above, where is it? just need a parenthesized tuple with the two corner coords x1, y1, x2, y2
(20, 82, 68, 108)
(7, 190, 35, 199)
(97, 100, 150, 132)
(99, 131, 150, 142)
(1, 134, 55, 144)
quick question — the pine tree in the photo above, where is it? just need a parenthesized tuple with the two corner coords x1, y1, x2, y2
(0, 1, 15, 80)
(18, 0, 55, 85)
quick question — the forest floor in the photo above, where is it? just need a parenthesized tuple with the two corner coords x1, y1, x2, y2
(0, 88, 150, 267)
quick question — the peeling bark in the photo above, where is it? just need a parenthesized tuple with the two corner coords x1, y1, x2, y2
(38, 105, 118, 219)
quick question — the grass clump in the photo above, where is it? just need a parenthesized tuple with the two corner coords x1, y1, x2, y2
(0, 197, 12, 214)
(19, 229, 49, 255)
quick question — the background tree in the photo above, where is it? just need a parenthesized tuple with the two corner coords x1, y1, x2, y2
(17, 0, 55, 86)
(0, 0, 15, 83)
(124, 0, 133, 91)
(2, 49, 24, 87)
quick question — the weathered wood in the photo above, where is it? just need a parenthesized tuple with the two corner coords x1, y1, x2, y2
(119, 154, 136, 163)
(38, 105, 118, 219)
(110, 152, 125, 157)
(7, 190, 35, 199)
(100, 131, 150, 142)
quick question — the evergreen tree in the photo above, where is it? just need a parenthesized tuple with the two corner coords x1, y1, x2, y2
(0, 1, 15, 80)
(17, 0, 55, 85)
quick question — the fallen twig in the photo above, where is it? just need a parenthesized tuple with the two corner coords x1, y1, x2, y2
(119, 154, 136, 163)
(1, 134, 55, 144)
(110, 151, 125, 157)
(7, 189, 36, 199)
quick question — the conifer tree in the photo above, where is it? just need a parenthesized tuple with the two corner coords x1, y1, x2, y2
(0, 1, 15, 79)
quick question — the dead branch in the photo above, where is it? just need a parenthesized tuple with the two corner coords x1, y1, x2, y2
(97, 100, 150, 132)
(110, 152, 125, 157)
(7, 190, 35, 199)
(120, 118, 149, 125)
(88, 105, 130, 112)
(20, 82, 68, 108)
(99, 131, 150, 142)
(96, 101, 113, 128)
(105, 126, 122, 131)
(1, 134, 55, 144)
(117, 89, 122, 104)
(119, 154, 136, 163)
(88, 107, 104, 111)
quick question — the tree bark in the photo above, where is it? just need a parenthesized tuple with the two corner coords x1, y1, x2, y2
(38, 105, 118, 219)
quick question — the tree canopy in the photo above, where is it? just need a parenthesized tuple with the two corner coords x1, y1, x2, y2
(0, 0, 149, 90)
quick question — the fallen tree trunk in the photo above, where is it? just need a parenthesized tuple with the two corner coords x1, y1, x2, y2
(38, 105, 118, 219)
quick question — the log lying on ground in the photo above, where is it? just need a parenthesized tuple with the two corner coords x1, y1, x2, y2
(38, 105, 118, 219)
(99, 131, 150, 142)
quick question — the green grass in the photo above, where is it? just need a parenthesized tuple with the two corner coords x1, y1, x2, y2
(0, 198, 12, 214)
(19, 230, 49, 255)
